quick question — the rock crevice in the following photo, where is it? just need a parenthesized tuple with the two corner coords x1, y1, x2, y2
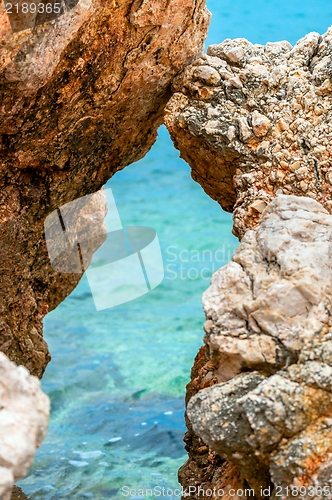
(0, 352, 49, 500)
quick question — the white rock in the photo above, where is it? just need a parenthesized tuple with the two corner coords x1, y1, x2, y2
(203, 194, 332, 378)
(251, 110, 271, 137)
(187, 195, 332, 491)
(0, 353, 50, 498)
(193, 66, 220, 85)
(237, 117, 253, 142)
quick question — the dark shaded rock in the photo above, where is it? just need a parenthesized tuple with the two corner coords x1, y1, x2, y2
(11, 486, 28, 500)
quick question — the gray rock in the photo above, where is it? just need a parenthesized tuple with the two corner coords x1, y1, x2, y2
(187, 195, 332, 494)
(0, 353, 50, 499)
(187, 372, 270, 492)
(0, 0, 210, 377)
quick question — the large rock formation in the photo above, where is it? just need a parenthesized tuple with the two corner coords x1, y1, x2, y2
(0, 352, 50, 500)
(188, 195, 332, 497)
(0, 0, 210, 377)
(165, 28, 332, 238)
(165, 28, 332, 498)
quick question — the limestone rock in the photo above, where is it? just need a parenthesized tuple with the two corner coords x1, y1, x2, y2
(0, 352, 50, 500)
(0, 0, 210, 376)
(164, 26, 332, 498)
(165, 28, 332, 238)
(187, 195, 332, 496)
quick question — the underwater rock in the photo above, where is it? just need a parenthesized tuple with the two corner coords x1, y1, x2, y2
(186, 195, 332, 497)
(165, 27, 332, 238)
(0, 352, 50, 500)
(0, 0, 210, 376)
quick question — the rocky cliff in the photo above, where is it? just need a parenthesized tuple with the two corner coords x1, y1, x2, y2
(1, 1, 210, 493)
(0, 0, 210, 378)
(165, 28, 332, 238)
(189, 195, 332, 497)
(3, 1, 331, 495)
(165, 29, 332, 498)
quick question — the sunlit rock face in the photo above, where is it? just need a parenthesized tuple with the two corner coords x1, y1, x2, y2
(0, 0, 210, 377)
(0, 352, 50, 499)
(165, 28, 332, 238)
(187, 195, 332, 497)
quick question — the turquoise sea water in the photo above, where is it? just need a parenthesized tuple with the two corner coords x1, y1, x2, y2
(18, 2, 332, 499)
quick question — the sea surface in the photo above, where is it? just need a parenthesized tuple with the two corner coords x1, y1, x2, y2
(18, 1, 332, 499)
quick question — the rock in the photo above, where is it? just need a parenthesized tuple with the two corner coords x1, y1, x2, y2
(0, 187, 107, 378)
(178, 346, 247, 500)
(164, 26, 332, 498)
(165, 28, 332, 238)
(186, 195, 332, 496)
(187, 372, 270, 493)
(269, 417, 332, 497)
(11, 487, 28, 500)
(0, 352, 50, 500)
(193, 66, 221, 85)
(0, 0, 210, 376)
(238, 116, 253, 142)
(251, 110, 271, 138)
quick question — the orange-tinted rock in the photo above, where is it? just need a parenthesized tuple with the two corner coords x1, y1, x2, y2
(0, 0, 210, 377)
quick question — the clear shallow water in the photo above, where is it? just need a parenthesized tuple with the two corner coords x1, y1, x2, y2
(206, 0, 332, 46)
(18, 3, 332, 499)
(18, 125, 237, 499)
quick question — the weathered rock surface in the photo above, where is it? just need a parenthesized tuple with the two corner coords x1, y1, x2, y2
(181, 350, 261, 500)
(0, 352, 50, 500)
(165, 32, 332, 494)
(0, 0, 210, 376)
(179, 346, 253, 500)
(187, 195, 332, 497)
(165, 28, 332, 238)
